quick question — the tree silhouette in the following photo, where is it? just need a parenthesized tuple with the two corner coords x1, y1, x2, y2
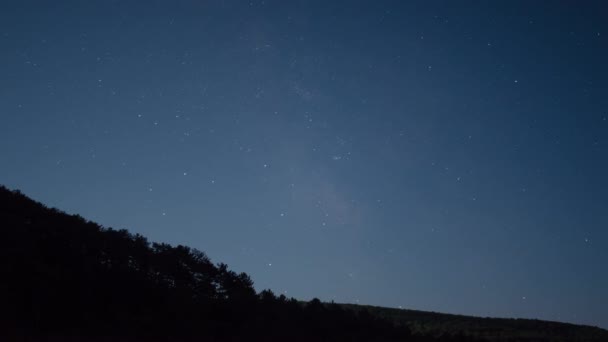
(0, 185, 493, 341)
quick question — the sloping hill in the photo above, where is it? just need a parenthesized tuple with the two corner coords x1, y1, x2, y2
(0, 185, 462, 341)
(342, 304, 608, 342)
(1, 184, 606, 341)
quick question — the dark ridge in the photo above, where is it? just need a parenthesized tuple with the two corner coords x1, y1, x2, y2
(1, 185, 606, 341)
(341, 304, 608, 342)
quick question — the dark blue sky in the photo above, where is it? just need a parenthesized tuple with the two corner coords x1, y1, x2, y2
(1, 0, 607, 328)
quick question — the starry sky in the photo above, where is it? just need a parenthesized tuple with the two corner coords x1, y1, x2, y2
(1, 0, 607, 329)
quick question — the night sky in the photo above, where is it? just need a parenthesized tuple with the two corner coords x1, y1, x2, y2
(1, 0, 607, 329)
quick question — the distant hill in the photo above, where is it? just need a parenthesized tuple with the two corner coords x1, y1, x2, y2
(342, 304, 608, 342)
(1, 185, 606, 341)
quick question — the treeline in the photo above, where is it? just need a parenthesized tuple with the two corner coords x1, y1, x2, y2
(0, 185, 483, 341)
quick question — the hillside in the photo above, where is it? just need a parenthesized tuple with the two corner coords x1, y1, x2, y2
(1, 185, 606, 341)
(342, 304, 608, 342)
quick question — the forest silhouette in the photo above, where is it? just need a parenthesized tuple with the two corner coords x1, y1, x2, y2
(1, 185, 606, 341)
(0, 185, 484, 341)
